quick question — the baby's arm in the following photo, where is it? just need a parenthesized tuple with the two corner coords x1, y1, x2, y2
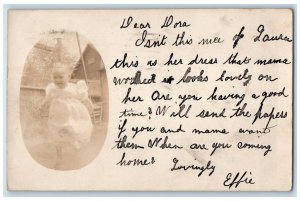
(76, 80, 94, 114)
(39, 83, 53, 112)
(76, 80, 89, 100)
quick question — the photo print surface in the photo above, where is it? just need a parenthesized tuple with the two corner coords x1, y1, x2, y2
(19, 31, 109, 170)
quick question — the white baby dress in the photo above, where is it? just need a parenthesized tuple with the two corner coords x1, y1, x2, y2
(45, 80, 93, 148)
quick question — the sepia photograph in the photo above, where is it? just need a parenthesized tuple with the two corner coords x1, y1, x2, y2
(19, 31, 109, 170)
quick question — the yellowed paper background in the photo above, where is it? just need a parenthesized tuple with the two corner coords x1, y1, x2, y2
(7, 9, 293, 191)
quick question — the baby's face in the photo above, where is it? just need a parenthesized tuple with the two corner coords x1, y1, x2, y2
(52, 70, 70, 88)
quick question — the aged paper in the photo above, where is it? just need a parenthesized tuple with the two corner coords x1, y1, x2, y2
(7, 9, 293, 191)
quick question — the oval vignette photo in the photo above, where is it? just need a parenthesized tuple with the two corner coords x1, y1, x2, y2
(19, 31, 109, 170)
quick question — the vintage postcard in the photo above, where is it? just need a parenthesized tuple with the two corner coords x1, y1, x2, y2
(7, 9, 293, 191)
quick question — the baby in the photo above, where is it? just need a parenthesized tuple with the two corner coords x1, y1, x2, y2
(40, 62, 93, 168)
